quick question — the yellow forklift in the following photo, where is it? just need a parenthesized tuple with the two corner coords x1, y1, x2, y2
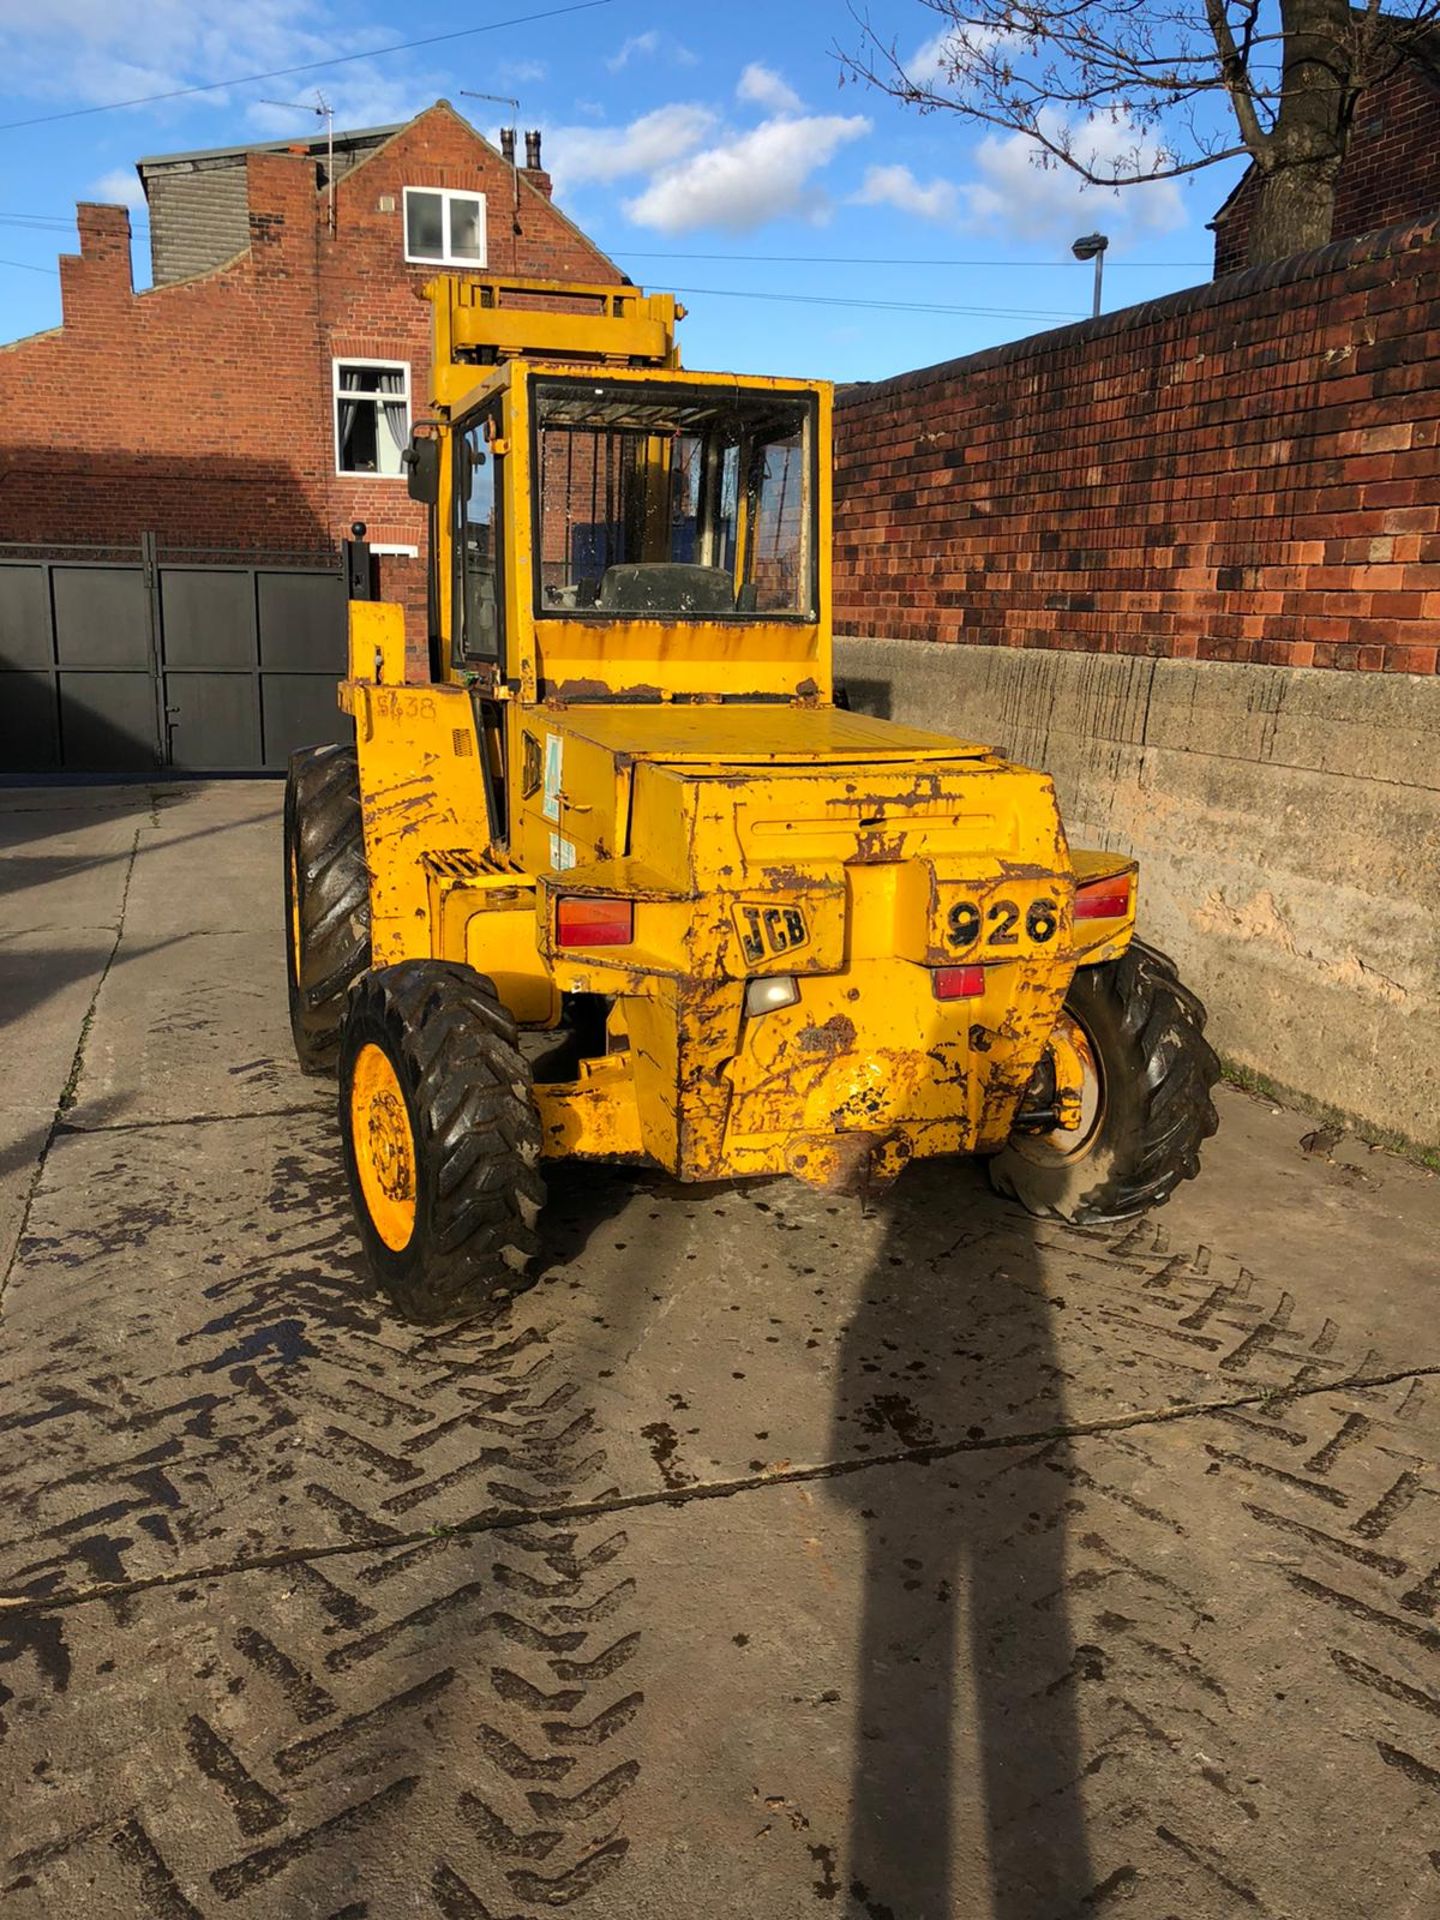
(284, 274, 1218, 1320)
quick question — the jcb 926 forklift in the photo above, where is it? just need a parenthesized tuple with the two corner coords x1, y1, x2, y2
(284, 274, 1219, 1321)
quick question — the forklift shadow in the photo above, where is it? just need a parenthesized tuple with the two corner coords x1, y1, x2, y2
(829, 1158, 1095, 1919)
(523, 1148, 1096, 1918)
(534, 1160, 658, 1276)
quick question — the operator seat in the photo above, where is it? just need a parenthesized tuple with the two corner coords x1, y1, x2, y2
(596, 563, 736, 614)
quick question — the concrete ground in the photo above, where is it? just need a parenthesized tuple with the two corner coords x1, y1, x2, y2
(1, 779, 1438, 1920)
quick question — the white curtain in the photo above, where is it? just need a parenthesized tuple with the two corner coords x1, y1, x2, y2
(338, 366, 364, 468)
(378, 368, 407, 458)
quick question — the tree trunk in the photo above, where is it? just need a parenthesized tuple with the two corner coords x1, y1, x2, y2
(1246, 161, 1339, 264)
(1245, 0, 1352, 265)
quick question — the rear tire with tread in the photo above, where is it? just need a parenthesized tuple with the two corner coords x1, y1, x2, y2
(284, 743, 371, 1075)
(339, 961, 546, 1323)
(988, 938, 1220, 1224)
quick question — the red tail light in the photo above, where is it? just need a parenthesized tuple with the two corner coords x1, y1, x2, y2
(556, 896, 634, 947)
(1074, 873, 1133, 921)
(933, 964, 986, 1000)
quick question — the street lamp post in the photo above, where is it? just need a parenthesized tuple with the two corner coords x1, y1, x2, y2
(1072, 232, 1110, 319)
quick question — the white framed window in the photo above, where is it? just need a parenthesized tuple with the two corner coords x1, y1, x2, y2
(334, 359, 410, 479)
(403, 186, 486, 267)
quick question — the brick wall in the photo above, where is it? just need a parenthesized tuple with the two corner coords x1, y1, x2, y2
(833, 213, 1440, 676)
(1214, 61, 1440, 275)
(0, 103, 623, 646)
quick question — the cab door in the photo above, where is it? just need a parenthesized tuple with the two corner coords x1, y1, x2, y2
(453, 402, 510, 841)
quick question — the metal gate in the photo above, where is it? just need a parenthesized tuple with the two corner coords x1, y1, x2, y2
(0, 537, 351, 774)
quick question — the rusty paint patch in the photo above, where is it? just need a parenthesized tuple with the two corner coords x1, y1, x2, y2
(549, 679, 665, 704)
(796, 1014, 857, 1057)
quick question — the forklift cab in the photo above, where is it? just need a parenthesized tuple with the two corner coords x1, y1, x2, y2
(402, 282, 833, 850)
(410, 366, 825, 676)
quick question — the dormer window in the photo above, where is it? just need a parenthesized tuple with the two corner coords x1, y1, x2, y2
(404, 187, 486, 267)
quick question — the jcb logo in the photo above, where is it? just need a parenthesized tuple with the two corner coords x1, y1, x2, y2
(735, 903, 808, 965)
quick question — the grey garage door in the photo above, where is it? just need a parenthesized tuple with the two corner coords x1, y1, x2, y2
(0, 539, 352, 774)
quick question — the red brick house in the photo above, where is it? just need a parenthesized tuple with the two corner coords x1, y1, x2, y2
(1, 101, 621, 611)
(1210, 36, 1440, 273)
(0, 104, 624, 771)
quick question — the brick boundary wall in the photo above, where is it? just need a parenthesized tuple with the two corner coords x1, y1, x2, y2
(833, 212, 1440, 676)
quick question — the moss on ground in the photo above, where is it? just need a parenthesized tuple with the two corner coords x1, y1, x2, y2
(1217, 1054, 1440, 1175)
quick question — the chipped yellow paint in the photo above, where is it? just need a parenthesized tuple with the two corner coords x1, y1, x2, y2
(336, 272, 1140, 1192)
(535, 1054, 645, 1161)
(346, 600, 406, 686)
(341, 679, 491, 968)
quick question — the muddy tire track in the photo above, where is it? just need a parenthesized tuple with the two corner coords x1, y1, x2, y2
(0, 1121, 641, 1917)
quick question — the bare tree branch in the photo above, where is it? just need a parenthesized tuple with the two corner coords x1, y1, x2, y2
(1200, 0, 1268, 153)
(837, 1, 1440, 260)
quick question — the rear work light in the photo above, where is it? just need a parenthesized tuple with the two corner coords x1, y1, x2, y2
(1074, 872, 1134, 921)
(933, 964, 986, 1000)
(556, 896, 634, 948)
(745, 975, 800, 1017)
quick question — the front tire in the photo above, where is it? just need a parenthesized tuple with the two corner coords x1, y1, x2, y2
(988, 940, 1220, 1223)
(284, 744, 371, 1075)
(339, 962, 546, 1322)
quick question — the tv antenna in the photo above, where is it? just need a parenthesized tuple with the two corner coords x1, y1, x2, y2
(261, 91, 335, 234)
(461, 89, 523, 238)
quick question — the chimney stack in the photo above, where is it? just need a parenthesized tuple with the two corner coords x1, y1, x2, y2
(520, 129, 552, 198)
(500, 127, 516, 165)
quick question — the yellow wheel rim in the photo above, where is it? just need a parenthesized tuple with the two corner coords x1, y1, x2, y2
(287, 842, 302, 986)
(349, 1042, 418, 1250)
(1012, 1012, 1106, 1167)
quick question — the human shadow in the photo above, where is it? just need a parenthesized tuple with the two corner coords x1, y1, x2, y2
(831, 1157, 1094, 1919)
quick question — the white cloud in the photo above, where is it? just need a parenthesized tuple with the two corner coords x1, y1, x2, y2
(853, 162, 958, 223)
(547, 103, 719, 189)
(0, 0, 449, 147)
(624, 113, 871, 234)
(962, 111, 1186, 243)
(548, 60, 870, 237)
(909, 29, 956, 84)
(736, 63, 802, 115)
(909, 24, 1015, 84)
(91, 165, 146, 212)
(0, 0, 331, 111)
(497, 58, 547, 86)
(605, 29, 696, 73)
(606, 29, 659, 71)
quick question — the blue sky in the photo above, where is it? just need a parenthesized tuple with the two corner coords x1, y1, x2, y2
(0, 0, 1240, 382)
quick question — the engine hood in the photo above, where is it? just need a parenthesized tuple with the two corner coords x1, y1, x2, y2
(543, 702, 993, 767)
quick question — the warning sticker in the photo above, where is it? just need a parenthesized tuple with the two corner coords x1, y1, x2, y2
(543, 733, 563, 822)
(549, 832, 577, 872)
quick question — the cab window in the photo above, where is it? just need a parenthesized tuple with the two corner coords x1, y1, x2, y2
(454, 413, 503, 664)
(532, 377, 815, 620)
